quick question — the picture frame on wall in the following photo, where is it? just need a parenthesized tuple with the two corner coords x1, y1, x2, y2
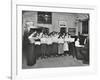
(37, 11, 52, 24)
(11, 0, 97, 80)
(68, 28, 76, 35)
(59, 20, 67, 27)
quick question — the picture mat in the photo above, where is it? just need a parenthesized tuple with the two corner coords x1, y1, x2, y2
(12, 2, 97, 80)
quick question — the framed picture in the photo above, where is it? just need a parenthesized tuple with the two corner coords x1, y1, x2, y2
(11, 1, 97, 80)
(37, 11, 52, 24)
(68, 28, 76, 35)
(59, 20, 67, 27)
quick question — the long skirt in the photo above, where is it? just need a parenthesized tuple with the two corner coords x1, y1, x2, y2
(76, 47, 84, 60)
(68, 42, 76, 57)
(68, 42, 73, 55)
(52, 43, 58, 56)
(50, 44, 53, 56)
(72, 42, 77, 58)
(63, 42, 69, 51)
(27, 43, 36, 66)
(41, 44, 47, 57)
(46, 45, 49, 57)
(45, 44, 49, 57)
(47, 44, 52, 57)
(35, 44, 41, 59)
(58, 43, 64, 54)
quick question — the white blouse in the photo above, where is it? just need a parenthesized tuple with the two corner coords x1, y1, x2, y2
(41, 37, 46, 44)
(28, 37, 35, 43)
(47, 38, 53, 45)
(58, 38, 64, 44)
(68, 38, 75, 42)
(35, 41, 41, 45)
(75, 40, 84, 47)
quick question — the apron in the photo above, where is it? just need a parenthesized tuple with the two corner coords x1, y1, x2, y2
(63, 42, 69, 51)
(58, 38, 64, 54)
(58, 43, 64, 54)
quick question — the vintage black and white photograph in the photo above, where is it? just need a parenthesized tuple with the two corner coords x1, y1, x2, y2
(22, 10, 89, 69)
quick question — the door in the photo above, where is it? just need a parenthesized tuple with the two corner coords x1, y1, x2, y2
(82, 20, 89, 34)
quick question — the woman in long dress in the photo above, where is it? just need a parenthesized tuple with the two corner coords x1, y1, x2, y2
(46, 35, 52, 57)
(26, 31, 37, 66)
(63, 34, 69, 56)
(34, 34, 41, 59)
(52, 34, 58, 57)
(75, 38, 84, 60)
(58, 36, 64, 56)
(45, 35, 49, 57)
(41, 34, 47, 59)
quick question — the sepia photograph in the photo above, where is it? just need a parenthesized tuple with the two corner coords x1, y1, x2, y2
(22, 10, 89, 69)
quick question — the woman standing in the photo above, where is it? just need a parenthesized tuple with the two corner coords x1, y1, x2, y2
(26, 31, 37, 66)
(58, 35, 64, 56)
(52, 33, 58, 57)
(41, 34, 47, 59)
(63, 34, 69, 56)
(45, 34, 49, 57)
(34, 33, 41, 59)
(48, 35, 53, 57)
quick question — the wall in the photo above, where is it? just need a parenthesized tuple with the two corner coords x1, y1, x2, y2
(22, 11, 88, 35)
(22, 11, 37, 28)
(22, 11, 53, 33)
(52, 12, 77, 33)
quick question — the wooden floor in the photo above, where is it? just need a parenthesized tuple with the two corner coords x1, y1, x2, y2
(22, 53, 88, 69)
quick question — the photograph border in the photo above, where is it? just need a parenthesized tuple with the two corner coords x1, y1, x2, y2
(11, 1, 97, 80)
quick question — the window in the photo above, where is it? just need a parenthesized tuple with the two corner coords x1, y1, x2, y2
(68, 28, 76, 35)
(82, 20, 89, 34)
(37, 11, 52, 24)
